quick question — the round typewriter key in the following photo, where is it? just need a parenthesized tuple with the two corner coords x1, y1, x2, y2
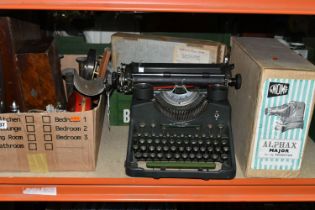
(173, 134, 177, 137)
(213, 139, 219, 146)
(166, 153, 172, 159)
(151, 123, 156, 128)
(218, 124, 224, 129)
(161, 139, 167, 144)
(211, 154, 218, 160)
(176, 139, 182, 145)
(189, 153, 195, 159)
(217, 134, 221, 138)
(188, 134, 192, 138)
(135, 152, 142, 159)
(151, 133, 156, 137)
(144, 132, 149, 137)
(182, 153, 188, 159)
(157, 153, 163, 159)
(221, 154, 228, 160)
(195, 134, 199, 138)
(184, 139, 189, 145)
(203, 153, 209, 159)
(179, 146, 184, 152)
(221, 140, 228, 146)
(159, 133, 163, 137)
(137, 133, 142, 137)
(154, 139, 160, 144)
(142, 152, 148, 159)
(200, 146, 206, 152)
(198, 139, 203, 145)
(166, 133, 170, 137)
(149, 145, 155, 152)
(185, 146, 192, 152)
(205, 140, 211, 145)
(163, 146, 169, 152)
(223, 146, 229, 152)
(169, 139, 175, 145)
(193, 146, 199, 152)
(147, 138, 153, 144)
(150, 153, 156, 158)
(139, 138, 145, 144)
(202, 133, 206, 138)
(191, 140, 197, 145)
(140, 145, 147, 151)
(175, 153, 180, 159)
(215, 146, 221, 152)
(207, 146, 213, 152)
(155, 145, 162, 152)
(171, 146, 177, 152)
(196, 153, 202, 159)
(139, 122, 146, 128)
(132, 145, 139, 150)
(180, 133, 185, 138)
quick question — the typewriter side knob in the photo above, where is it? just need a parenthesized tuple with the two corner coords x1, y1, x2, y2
(134, 83, 153, 101)
(207, 85, 228, 102)
(228, 74, 242, 90)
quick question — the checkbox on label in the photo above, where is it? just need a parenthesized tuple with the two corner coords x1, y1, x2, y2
(44, 134, 52, 141)
(28, 143, 37, 151)
(45, 143, 53, 150)
(43, 125, 51, 132)
(42, 116, 51, 123)
(26, 125, 35, 132)
(27, 134, 36, 141)
(25, 116, 34, 123)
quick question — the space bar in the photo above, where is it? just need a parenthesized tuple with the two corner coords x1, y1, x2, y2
(146, 161, 216, 169)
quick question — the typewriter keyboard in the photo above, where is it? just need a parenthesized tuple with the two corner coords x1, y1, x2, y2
(131, 124, 232, 171)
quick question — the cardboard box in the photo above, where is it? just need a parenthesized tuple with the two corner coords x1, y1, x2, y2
(109, 91, 132, 126)
(111, 33, 227, 70)
(229, 37, 315, 178)
(0, 97, 104, 172)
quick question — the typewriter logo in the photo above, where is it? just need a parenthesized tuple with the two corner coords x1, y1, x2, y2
(268, 82, 289, 98)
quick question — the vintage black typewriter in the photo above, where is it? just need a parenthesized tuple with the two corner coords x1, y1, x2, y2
(116, 62, 241, 179)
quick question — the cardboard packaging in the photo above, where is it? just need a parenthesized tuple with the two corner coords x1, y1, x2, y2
(229, 37, 315, 178)
(111, 33, 227, 125)
(111, 33, 227, 70)
(0, 97, 104, 172)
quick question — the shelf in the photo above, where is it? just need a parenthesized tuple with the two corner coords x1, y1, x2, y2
(0, 122, 315, 201)
(0, 0, 315, 15)
(0, 2, 314, 203)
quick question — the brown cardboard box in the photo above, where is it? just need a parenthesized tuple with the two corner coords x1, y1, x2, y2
(229, 37, 315, 178)
(111, 33, 227, 70)
(0, 97, 104, 172)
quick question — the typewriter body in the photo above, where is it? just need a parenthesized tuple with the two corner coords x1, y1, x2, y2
(116, 62, 241, 179)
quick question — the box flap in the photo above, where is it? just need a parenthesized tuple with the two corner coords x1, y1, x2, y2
(232, 37, 315, 71)
(112, 32, 224, 46)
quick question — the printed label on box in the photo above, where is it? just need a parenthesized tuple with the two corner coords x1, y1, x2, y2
(251, 78, 315, 171)
(123, 109, 130, 123)
(0, 120, 7, 129)
(258, 139, 301, 159)
(173, 45, 210, 63)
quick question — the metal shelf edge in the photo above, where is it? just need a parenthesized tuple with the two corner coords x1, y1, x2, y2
(0, 0, 315, 14)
